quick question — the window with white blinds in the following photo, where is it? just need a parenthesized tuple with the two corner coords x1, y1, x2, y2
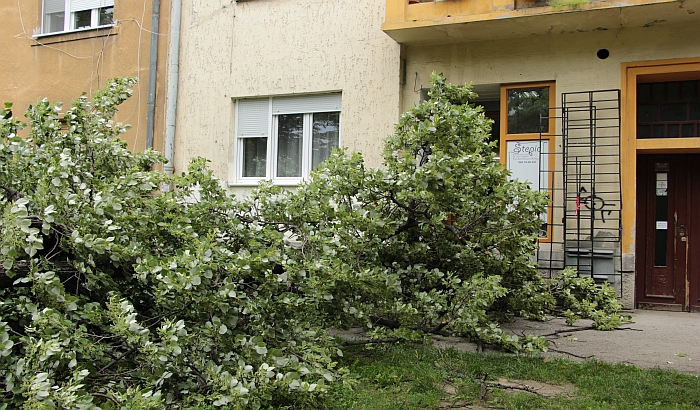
(71, 0, 114, 12)
(235, 93, 342, 184)
(42, 0, 114, 34)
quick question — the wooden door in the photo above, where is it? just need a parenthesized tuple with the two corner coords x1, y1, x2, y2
(636, 154, 700, 311)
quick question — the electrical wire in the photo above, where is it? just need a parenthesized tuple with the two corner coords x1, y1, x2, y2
(126, 0, 149, 152)
(16, 0, 102, 60)
(14, 0, 173, 154)
(119, 18, 170, 36)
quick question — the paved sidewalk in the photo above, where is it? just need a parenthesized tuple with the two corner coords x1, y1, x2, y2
(498, 310, 700, 374)
(337, 310, 700, 374)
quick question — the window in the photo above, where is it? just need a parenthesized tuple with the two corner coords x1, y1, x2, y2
(235, 93, 341, 184)
(506, 86, 550, 134)
(637, 80, 700, 139)
(42, 0, 114, 35)
(500, 82, 555, 240)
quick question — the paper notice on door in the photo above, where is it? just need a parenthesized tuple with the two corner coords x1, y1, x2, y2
(656, 173, 668, 196)
(656, 221, 668, 230)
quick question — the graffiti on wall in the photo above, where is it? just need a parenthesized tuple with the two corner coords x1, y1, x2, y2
(576, 186, 615, 223)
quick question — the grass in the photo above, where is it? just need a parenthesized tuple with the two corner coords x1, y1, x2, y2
(310, 343, 700, 410)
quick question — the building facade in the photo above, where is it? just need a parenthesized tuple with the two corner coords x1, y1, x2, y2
(172, 0, 401, 195)
(385, 0, 700, 310)
(1, 0, 172, 154)
(169, 0, 700, 311)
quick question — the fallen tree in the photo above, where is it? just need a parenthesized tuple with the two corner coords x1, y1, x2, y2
(0, 74, 623, 409)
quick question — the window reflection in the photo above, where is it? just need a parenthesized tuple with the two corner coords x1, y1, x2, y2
(74, 10, 92, 29)
(507, 87, 549, 134)
(276, 114, 304, 178)
(311, 112, 340, 169)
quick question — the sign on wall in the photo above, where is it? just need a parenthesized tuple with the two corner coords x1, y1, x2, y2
(506, 140, 549, 237)
(506, 140, 549, 190)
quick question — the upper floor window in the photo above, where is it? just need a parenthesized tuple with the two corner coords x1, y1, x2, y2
(42, 0, 114, 35)
(235, 93, 342, 185)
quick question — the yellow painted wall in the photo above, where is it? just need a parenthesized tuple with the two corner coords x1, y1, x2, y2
(0, 0, 171, 154)
(173, 0, 402, 189)
(385, 0, 680, 31)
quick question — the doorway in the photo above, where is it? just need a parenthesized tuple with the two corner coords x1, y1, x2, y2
(636, 154, 700, 311)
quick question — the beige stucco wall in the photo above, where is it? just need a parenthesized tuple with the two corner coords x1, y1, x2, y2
(401, 22, 700, 111)
(0, 0, 171, 153)
(173, 0, 402, 191)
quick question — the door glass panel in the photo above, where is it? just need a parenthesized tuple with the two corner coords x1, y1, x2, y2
(668, 124, 680, 138)
(638, 104, 657, 122)
(667, 82, 681, 101)
(690, 103, 700, 121)
(654, 171, 668, 267)
(638, 125, 651, 139)
(638, 83, 651, 103)
(651, 83, 665, 102)
(652, 125, 664, 139)
(660, 103, 686, 122)
(681, 81, 696, 100)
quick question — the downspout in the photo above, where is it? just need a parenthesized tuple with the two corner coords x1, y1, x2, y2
(145, 0, 160, 150)
(164, 0, 182, 178)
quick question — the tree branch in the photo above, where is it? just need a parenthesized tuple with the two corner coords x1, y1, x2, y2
(0, 185, 21, 202)
(92, 392, 120, 406)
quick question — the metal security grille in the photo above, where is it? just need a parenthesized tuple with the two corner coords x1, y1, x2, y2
(537, 90, 623, 296)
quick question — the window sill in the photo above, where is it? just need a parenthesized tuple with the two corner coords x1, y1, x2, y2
(228, 180, 302, 188)
(32, 25, 118, 46)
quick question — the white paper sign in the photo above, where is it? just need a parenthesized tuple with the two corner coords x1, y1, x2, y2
(656, 173, 668, 196)
(507, 140, 549, 237)
(656, 221, 668, 230)
(507, 140, 549, 190)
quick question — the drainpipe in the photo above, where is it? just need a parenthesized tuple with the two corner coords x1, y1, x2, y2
(145, 0, 160, 150)
(164, 0, 182, 178)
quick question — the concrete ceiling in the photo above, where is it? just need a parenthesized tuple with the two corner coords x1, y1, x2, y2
(383, 0, 700, 45)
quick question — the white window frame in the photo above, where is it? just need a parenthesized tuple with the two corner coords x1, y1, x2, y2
(41, 0, 115, 35)
(234, 94, 342, 186)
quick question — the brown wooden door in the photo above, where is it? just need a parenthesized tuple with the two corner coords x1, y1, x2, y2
(636, 154, 700, 312)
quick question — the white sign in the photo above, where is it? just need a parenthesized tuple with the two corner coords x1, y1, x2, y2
(656, 173, 668, 196)
(506, 140, 550, 237)
(507, 140, 549, 190)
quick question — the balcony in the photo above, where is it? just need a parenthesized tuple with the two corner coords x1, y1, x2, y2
(383, 0, 699, 45)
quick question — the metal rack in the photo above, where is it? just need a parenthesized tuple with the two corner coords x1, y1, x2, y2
(537, 90, 623, 295)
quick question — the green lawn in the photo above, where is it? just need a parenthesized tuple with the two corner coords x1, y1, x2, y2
(312, 343, 700, 410)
